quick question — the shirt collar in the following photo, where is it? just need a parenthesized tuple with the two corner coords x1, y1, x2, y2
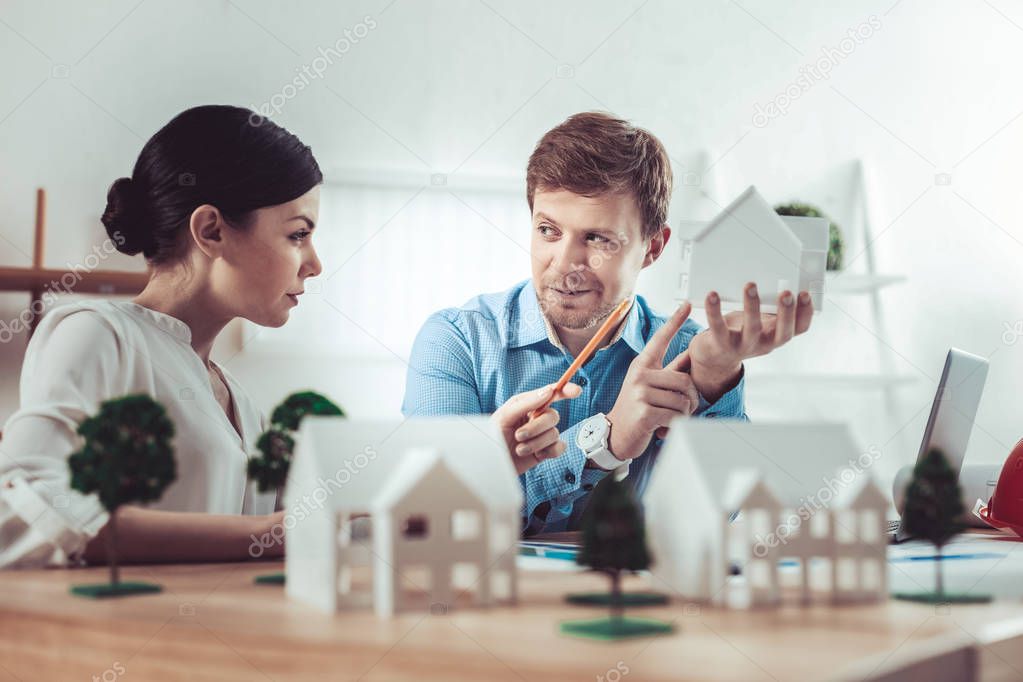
(118, 302, 193, 344)
(508, 280, 647, 355)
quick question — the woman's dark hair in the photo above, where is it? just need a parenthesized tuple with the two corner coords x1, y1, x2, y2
(102, 105, 322, 264)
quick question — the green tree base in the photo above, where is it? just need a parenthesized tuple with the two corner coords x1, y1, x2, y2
(560, 616, 674, 641)
(254, 572, 286, 585)
(565, 591, 668, 607)
(70, 582, 162, 599)
(893, 592, 992, 604)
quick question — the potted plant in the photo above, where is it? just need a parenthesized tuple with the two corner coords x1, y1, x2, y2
(775, 201, 844, 271)
(68, 394, 177, 598)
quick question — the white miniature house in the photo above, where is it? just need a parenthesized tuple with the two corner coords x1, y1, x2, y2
(680, 185, 828, 313)
(284, 417, 522, 617)
(646, 421, 888, 608)
(720, 470, 784, 608)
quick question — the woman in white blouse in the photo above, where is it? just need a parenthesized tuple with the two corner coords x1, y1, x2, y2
(0, 105, 323, 568)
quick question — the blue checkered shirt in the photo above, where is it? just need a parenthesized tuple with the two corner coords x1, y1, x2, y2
(402, 279, 747, 534)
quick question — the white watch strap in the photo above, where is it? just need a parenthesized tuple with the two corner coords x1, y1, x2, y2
(587, 446, 626, 472)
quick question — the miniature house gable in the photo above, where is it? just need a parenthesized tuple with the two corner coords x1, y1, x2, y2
(681, 185, 826, 313)
(644, 436, 725, 600)
(646, 420, 889, 608)
(284, 417, 521, 617)
(780, 214, 828, 311)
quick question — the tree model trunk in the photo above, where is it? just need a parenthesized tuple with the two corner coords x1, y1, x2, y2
(107, 512, 120, 586)
(610, 569, 623, 624)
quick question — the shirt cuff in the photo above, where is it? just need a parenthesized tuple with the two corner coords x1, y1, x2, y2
(521, 420, 613, 535)
(0, 475, 108, 568)
(694, 364, 747, 419)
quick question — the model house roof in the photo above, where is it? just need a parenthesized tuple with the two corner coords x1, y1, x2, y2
(680, 185, 828, 313)
(649, 421, 884, 511)
(690, 185, 801, 249)
(373, 447, 485, 512)
(831, 473, 889, 510)
(288, 417, 523, 512)
(721, 469, 782, 511)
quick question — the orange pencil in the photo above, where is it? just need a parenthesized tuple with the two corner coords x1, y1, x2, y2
(528, 297, 633, 421)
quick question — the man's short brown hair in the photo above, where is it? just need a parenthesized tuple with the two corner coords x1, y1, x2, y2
(526, 111, 673, 240)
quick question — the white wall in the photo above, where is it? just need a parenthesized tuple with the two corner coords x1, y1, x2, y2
(1, 0, 1021, 484)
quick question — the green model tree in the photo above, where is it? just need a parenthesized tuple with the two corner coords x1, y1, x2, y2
(896, 447, 990, 603)
(247, 391, 344, 493)
(577, 474, 651, 618)
(775, 201, 844, 271)
(68, 394, 177, 597)
(247, 391, 343, 585)
(562, 475, 672, 640)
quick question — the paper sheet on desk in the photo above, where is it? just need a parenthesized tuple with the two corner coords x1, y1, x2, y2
(516, 554, 585, 572)
(887, 533, 1023, 598)
(516, 541, 583, 572)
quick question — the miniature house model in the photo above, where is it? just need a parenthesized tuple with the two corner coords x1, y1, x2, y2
(680, 185, 828, 313)
(284, 417, 522, 617)
(646, 421, 888, 608)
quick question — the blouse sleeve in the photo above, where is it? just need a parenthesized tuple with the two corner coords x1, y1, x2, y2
(0, 308, 129, 568)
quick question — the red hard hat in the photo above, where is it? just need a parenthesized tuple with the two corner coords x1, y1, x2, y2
(979, 438, 1023, 535)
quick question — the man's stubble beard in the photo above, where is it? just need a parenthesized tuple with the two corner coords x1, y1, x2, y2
(539, 293, 618, 331)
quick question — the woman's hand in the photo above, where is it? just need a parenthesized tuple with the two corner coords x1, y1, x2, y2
(247, 510, 287, 559)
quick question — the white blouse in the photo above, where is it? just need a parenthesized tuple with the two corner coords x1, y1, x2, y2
(0, 300, 276, 568)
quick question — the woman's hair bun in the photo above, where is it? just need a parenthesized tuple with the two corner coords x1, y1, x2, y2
(101, 176, 150, 256)
(101, 105, 322, 265)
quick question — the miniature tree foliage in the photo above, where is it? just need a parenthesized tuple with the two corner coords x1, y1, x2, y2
(576, 475, 651, 617)
(269, 391, 345, 431)
(248, 391, 343, 492)
(248, 428, 295, 493)
(900, 447, 965, 595)
(775, 201, 844, 271)
(68, 394, 177, 585)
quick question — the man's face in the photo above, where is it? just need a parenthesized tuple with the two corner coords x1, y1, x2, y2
(530, 188, 665, 331)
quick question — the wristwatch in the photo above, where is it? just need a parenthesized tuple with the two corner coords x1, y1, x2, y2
(577, 413, 629, 481)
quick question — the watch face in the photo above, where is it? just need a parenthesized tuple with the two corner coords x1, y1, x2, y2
(578, 416, 606, 450)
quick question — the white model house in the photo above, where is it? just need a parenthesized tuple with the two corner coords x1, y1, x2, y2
(680, 185, 828, 313)
(645, 421, 888, 608)
(284, 417, 522, 617)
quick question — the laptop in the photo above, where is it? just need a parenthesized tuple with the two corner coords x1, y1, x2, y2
(889, 348, 989, 542)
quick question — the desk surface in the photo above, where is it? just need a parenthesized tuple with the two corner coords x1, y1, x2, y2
(3, 555, 1023, 682)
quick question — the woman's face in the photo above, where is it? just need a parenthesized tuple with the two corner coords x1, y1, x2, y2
(215, 186, 322, 327)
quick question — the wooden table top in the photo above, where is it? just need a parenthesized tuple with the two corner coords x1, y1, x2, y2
(2, 558, 1023, 682)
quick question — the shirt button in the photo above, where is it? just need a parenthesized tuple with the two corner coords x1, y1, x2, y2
(565, 470, 576, 484)
(577, 376, 588, 387)
(582, 483, 594, 491)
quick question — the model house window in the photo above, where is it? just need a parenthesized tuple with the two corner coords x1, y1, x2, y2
(749, 509, 772, 540)
(810, 511, 829, 538)
(402, 514, 429, 539)
(451, 509, 481, 541)
(837, 557, 857, 590)
(490, 519, 512, 553)
(859, 510, 881, 543)
(835, 511, 856, 543)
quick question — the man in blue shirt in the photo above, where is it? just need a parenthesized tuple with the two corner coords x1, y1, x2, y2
(403, 112, 813, 534)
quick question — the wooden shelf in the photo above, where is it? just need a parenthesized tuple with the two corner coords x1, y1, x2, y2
(2, 188, 151, 341)
(0, 266, 148, 295)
